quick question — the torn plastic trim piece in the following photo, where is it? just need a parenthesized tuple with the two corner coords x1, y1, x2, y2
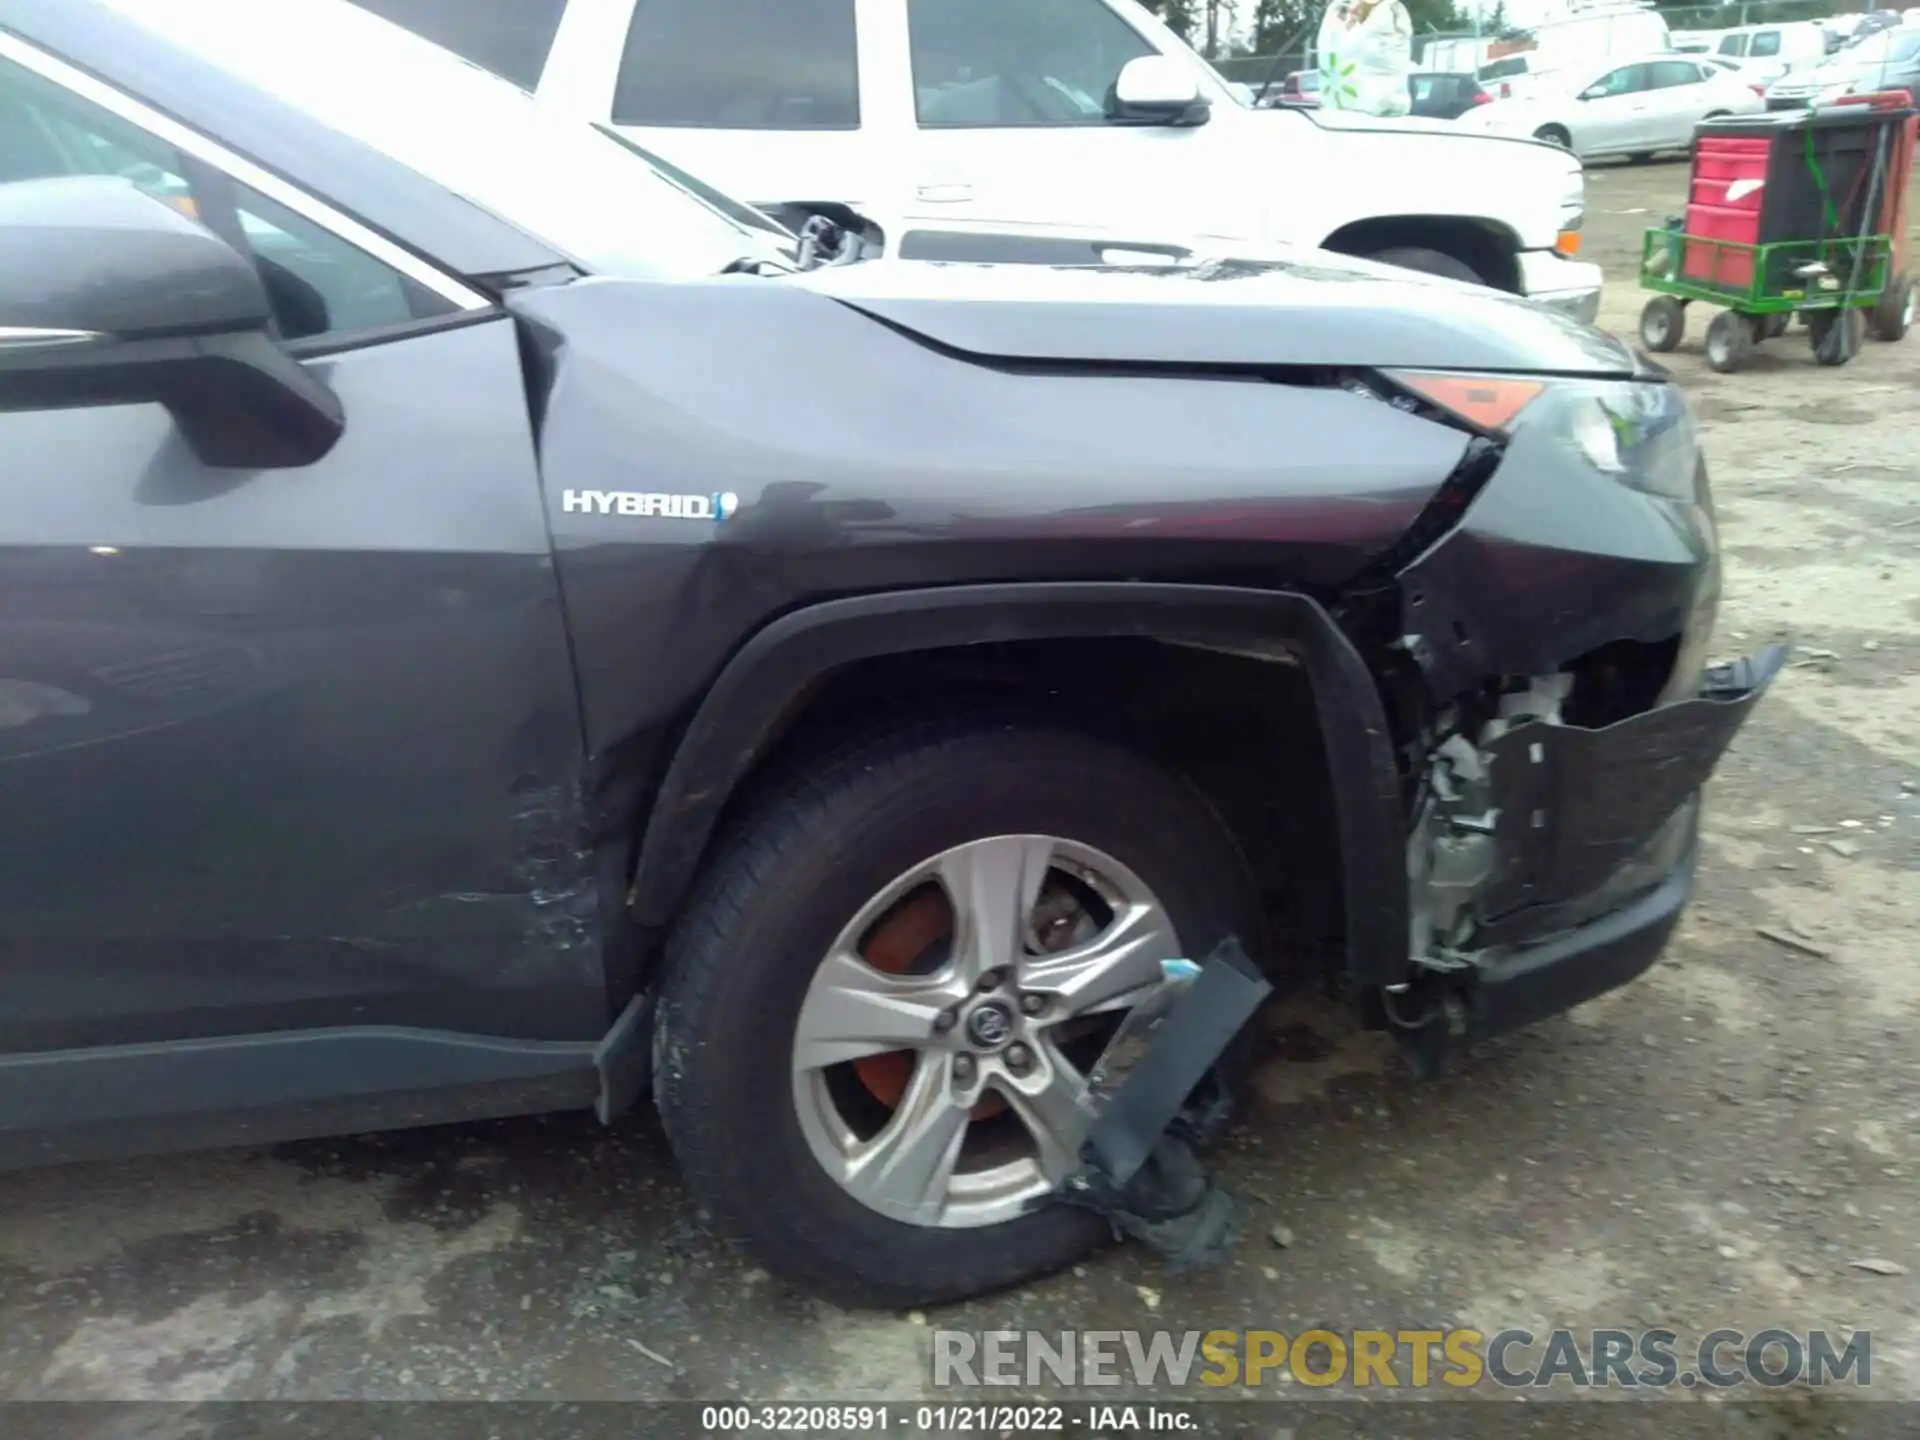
(1404, 644, 1787, 980)
(1052, 938, 1272, 1274)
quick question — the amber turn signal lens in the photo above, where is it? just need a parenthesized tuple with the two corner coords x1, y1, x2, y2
(1391, 373, 1545, 433)
(1555, 229, 1582, 256)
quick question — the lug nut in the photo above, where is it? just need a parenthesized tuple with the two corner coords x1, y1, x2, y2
(1019, 992, 1047, 1017)
(953, 1053, 977, 1083)
(976, 968, 1004, 993)
(933, 1006, 958, 1033)
(1005, 1043, 1033, 1072)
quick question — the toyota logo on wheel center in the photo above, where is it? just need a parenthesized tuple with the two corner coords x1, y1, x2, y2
(965, 1002, 1014, 1049)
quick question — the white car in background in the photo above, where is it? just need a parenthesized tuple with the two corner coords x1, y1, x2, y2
(1455, 52, 1765, 159)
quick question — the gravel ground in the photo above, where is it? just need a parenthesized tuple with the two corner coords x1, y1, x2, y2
(2, 159, 1914, 1430)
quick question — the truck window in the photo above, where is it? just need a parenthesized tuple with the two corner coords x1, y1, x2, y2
(1749, 30, 1781, 57)
(1718, 34, 1747, 56)
(908, 0, 1160, 127)
(346, 0, 567, 92)
(613, 0, 860, 130)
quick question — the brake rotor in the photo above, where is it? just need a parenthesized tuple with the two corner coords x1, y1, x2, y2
(855, 887, 1009, 1121)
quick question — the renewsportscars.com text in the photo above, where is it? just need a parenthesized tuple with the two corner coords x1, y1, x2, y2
(931, 1327, 1872, 1391)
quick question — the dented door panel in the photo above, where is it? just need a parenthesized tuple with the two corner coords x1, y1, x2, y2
(0, 318, 598, 1053)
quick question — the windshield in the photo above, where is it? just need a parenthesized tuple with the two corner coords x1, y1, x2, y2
(95, 0, 795, 280)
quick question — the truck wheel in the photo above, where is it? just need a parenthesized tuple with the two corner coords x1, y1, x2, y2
(1365, 245, 1483, 285)
(652, 718, 1264, 1308)
(1870, 273, 1914, 341)
(1534, 125, 1571, 149)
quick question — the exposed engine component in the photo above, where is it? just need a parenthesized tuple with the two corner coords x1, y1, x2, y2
(1406, 673, 1573, 973)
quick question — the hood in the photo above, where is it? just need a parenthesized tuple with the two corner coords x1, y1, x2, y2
(1300, 104, 1566, 153)
(797, 253, 1638, 377)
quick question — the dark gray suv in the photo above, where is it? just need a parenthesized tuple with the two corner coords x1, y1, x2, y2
(0, 0, 1778, 1308)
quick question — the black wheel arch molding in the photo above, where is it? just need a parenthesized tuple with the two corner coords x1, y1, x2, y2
(625, 581, 1413, 995)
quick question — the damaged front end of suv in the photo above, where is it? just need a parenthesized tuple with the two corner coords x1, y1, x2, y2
(1335, 364, 1784, 1075)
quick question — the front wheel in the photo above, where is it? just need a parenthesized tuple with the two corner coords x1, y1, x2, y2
(1365, 244, 1483, 284)
(1639, 295, 1686, 352)
(1534, 125, 1572, 149)
(653, 719, 1265, 1308)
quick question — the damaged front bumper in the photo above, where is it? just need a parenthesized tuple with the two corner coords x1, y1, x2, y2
(1400, 644, 1785, 1055)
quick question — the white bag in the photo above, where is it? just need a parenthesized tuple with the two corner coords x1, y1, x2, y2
(1316, 0, 1413, 117)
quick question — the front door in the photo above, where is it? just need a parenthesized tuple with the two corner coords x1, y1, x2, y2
(900, 0, 1254, 238)
(1574, 62, 1658, 155)
(0, 46, 597, 1057)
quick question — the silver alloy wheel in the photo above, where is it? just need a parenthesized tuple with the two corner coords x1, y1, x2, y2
(790, 835, 1182, 1229)
(1904, 282, 1917, 332)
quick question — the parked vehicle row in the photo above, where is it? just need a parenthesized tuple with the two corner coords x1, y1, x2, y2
(0, 0, 1772, 1309)
(1265, 68, 1492, 119)
(1456, 52, 1767, 161)
(1765, 24, 1920, 109)
(353, 0, 1601, 317)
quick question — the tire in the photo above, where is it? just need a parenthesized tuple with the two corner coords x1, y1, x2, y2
(1869, 273, 1914, 341)
(1639, 296, 1685, 352)
(653, 717, 1265, 1308)
(1704, 309, 1754, 373)
(1365, 244, 1483, 285)
(1535, 125, 1571, 149)
(1810, 307, 1865, 365)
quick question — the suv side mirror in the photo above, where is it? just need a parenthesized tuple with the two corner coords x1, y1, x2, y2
(0, 176, 345, 469)
(1110, 56, 1211, 126)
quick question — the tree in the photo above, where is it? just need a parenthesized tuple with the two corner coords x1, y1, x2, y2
(1250, 0, 1320, 56)
(1136, 0, 1200, 41)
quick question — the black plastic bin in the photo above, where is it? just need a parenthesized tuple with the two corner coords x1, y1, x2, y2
(1695, 106, 1912, 245)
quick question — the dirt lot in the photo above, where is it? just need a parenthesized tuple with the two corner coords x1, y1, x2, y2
(1, 160, 1915, 1430)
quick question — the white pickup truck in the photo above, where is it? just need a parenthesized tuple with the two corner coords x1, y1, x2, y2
(352, 0, 1603, 320)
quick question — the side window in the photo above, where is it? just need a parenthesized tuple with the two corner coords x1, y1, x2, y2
(1588, 65, 1648, 97)
(1651, 60, 1703, 88)
(1410, 75, 1437, 102)
(908, 0, 1160, 127)
(0, 55, 457, 344)
(1718, 34, 1747, 56)
(613, 0, 860, 130)
(345, 0, 568, 91)
(1749, 30, 1782, 58)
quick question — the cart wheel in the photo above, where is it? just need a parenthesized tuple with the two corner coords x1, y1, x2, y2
(1810, 308, 1865, 366)
(1639, 296, 1685, 352)
(1869, 273, 1914, 342)
(1705, 310, 1754, 373)
(1761, 313, 1791, 340)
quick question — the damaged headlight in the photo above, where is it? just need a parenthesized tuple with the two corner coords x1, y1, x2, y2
(1390, 372, 1719, 701)
(1390, 373, 1705, 506)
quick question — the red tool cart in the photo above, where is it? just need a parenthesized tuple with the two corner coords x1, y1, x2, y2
(1637, 93, 1917, 372)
